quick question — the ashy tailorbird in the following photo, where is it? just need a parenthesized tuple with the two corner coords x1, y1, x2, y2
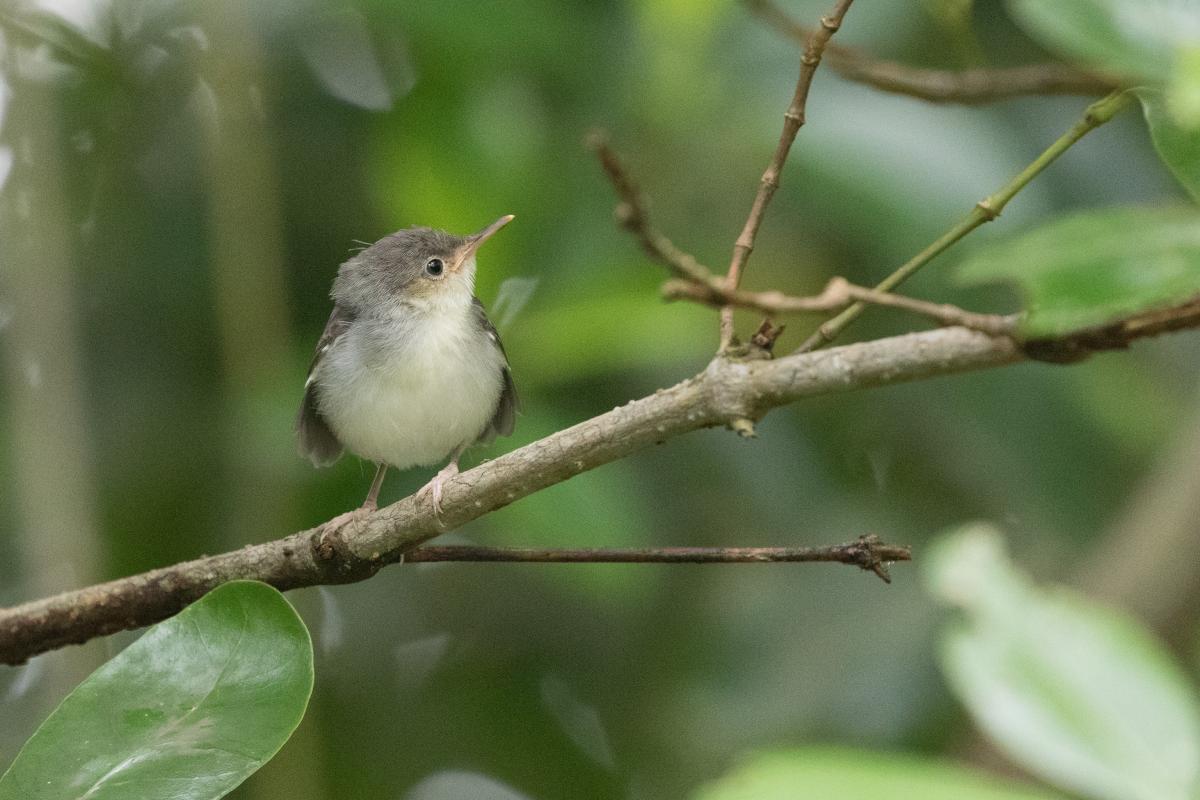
(297, 215, 518, 527)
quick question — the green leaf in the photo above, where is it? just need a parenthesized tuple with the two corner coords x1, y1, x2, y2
(955, 206, 1200, 338)
(1007, 3, 1200, 201)
(1139, 89, 1200, 201)
(692, 747, 1066, 800)
(1168, 45, 1200, 128)
(0, 581, 314, 800)
(925, 525, 1200, 800)
(1006, 0, 1200, 85)
(0, 8, 111, 71)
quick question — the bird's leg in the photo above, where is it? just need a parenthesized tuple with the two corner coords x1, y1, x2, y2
(363, 462, 388, 511)
(417, 446, 466, 517)
(321, 463, 387, 536)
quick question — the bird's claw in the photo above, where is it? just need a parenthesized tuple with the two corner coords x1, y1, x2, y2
(417, 462, 460, 520)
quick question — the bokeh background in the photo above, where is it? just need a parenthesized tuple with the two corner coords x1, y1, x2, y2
(1, 0, 1196, 797)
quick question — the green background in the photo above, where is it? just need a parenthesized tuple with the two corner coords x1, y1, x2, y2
(1, 1, 1195, 797)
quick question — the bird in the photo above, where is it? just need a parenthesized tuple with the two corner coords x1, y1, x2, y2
(297, 215, 518, 529)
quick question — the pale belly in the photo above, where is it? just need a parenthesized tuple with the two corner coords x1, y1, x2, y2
(315, 313, 505, 469)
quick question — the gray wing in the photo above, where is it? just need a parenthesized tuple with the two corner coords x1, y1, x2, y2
(473, 297, 519, 444)
(296, 304, 354, 466)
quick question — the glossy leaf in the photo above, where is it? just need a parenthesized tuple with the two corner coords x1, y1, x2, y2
(693, 748, 1065, 800)
(1139, 89, 1200, 201)
(925, 525, 1200, 800)
(0, 581, 314, 800)
(1007, 0, 1200, 85)
(955, 206, 1200, 337)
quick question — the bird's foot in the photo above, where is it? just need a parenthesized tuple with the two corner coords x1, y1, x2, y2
(319, 500, 377, 542)
(416, 462, 460, 519)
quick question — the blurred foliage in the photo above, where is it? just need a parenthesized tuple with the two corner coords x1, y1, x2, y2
(1, 0, 1200, 798)
(1007, 0, 1186, 82)
(695, 748, 1065, 800)
(699, 523, 1200, 800)
(1139, 88, 1200, 201)
(957, 206, 1200, 337)
(928, 526, 1200, 800)
(1009, 0, 1200, 197)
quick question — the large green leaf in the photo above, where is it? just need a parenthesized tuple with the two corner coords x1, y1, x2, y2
(955, 206, 1200, 338)
(1139, 89, 1200, 201)
(925, 525, 1200, 800)
(1007, 0, 1200, 85)
(0, 581, 314, 800)
(692, 748, 1065, 800)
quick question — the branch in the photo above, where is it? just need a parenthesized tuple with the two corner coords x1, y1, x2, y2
(6, 305, 1200, 666)
(405, 536, 911, 583)
(796, 89, 1134, 353)
(745, 0, 1118, 104)
(589, 137, 1016, 339)
(0, 326, 1005, 665)
(663, 275, 1017, 336)
(720, 0, 855, 350)
(588, 92, 1127, 352)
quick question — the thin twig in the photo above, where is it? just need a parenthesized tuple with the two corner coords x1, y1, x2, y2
(664, 276, 1017, 336)
(719, 0, 855, 351)
(587, 132, 716, 286)
(590, 135, 1016, 339)
(745, 0, 1118, 104)
(796, 89, 1134, 353)
(405, 535, 911, 583)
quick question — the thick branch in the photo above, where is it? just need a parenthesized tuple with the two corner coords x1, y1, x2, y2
(1, 326, 1011, 665)
(745, 0, 1118, 104)
(5, 305, 1200, 665)
(720, 0, 854, 349)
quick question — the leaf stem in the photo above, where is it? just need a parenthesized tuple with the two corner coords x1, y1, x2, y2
(796, 89, 1135, 353)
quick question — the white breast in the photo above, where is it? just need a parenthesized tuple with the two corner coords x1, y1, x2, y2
(314, 298, 506, 470)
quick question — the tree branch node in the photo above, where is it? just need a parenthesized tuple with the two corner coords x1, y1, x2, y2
(843, 535, 902, 583)
(975, 199, 1000, 221)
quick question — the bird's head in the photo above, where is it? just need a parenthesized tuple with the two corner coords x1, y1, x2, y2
(334, 215, 514, 313)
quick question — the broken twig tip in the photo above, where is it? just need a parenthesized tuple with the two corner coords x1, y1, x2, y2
(751, 319, 786, 352)
(848, 534, 911, 583)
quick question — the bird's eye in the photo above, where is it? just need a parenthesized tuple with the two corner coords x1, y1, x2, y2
(424, 258, 445, 277)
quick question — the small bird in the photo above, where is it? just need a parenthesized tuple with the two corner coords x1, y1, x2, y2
(297, 215, 518, 526)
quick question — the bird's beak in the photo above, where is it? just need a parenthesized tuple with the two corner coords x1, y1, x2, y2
(452, 214, 515, 272)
